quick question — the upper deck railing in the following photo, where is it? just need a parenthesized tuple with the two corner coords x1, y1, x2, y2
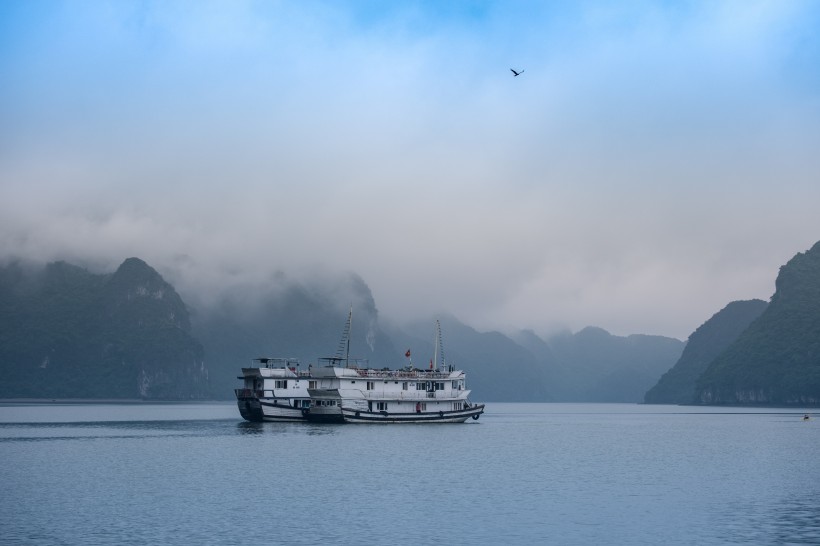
(351, 368, 454, 380)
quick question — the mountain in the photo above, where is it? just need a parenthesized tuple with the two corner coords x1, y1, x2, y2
(544, 327, 684, 402)
(694, 242, 820, 405)
(191, 272, 400, 398)
(1, 257, 683, 403)
(0, 258, 208, 399)
(390, 315, 554, 402)
(388, 318, 682, 403)
(644, 299, 768, 404)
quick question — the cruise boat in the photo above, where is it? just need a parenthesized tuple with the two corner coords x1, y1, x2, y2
(306, 318, 485, 424)
(235, 357, 313, 422)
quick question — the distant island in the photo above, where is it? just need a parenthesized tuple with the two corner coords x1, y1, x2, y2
(1, 240, 819, 406)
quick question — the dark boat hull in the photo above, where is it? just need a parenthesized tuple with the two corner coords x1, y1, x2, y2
(340, 404, 485, 423)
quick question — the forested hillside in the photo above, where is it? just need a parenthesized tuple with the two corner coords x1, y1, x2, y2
(0, 258, 208, 399)
(644, 299, 768, 404)
(695, 242, 820, 405)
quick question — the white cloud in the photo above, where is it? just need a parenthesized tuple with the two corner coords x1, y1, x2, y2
(2, 1, 819, 339)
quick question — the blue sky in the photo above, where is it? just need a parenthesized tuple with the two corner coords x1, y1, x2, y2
(2, 0, 819, 339)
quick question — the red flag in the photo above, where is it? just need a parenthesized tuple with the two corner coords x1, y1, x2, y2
(405, 349, 411, 358)
(429, 359, 433, 369)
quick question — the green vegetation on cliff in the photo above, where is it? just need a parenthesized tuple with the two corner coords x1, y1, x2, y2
(644, 299, 768, 404)
(0, 258, 208, 399)
(695, 242, 820, 405)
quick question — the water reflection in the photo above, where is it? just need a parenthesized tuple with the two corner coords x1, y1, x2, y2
(235, 421, 340, 436)
(236, 422, 264, 434)
(2, 417, 343, 442)
(1, 419, 247, 442)
(305, 424, 340, 436)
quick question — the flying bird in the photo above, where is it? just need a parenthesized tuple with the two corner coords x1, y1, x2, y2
(510, 68, 524, 77)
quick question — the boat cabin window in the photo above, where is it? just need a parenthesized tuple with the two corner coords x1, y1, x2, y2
(435, 382, 445, 390)
(415, 382, 425, 391)
(366, 381, 375, 391)
(309, 381, 317, 389)
(275, 380, 288, 389)
(376, 402, 387, 411)
(402, 382, 408, 390)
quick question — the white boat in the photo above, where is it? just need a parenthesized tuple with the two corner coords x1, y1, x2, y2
(306, 318, 485, 424)
(235, 357, 313, 422)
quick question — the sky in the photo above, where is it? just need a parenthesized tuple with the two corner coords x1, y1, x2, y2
(1, 0, 819, 340)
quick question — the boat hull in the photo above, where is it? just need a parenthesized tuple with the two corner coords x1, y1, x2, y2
(340, 404, 485, 424)
(236, 397, 308, 422)
(304, 407, 345, 423)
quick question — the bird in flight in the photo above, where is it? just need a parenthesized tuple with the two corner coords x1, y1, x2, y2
(510, 68, 524, 77)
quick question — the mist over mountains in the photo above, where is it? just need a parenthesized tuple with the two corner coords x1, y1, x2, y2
(0, 257, 682, 401)
(2, 240, 819, 405)
(544, 327, 684, 402)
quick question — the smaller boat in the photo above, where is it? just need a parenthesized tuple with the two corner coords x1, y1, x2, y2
(804, 414, 811, 421)
(305, 316, 485, 424)
(235, 357, 313, 422)
(307, 360, 485, 424)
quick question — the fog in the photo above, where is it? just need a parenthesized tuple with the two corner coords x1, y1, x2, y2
(2, 1, 819, 339)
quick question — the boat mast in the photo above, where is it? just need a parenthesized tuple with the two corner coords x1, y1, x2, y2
(434, 319, 445, 372)
(433, 323, 438, 371)
(346, 307, 351, 367)
(334, 306, 353, 367)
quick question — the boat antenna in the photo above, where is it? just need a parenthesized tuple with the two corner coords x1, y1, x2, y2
(334, 305, 353, 367)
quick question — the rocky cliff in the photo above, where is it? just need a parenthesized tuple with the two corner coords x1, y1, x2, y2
(694, 242, 820, 405)
(0, 258, 208, 399)
(644, 299, 768, 404)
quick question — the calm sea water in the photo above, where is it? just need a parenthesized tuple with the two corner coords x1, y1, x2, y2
(0, 402, 818, 545)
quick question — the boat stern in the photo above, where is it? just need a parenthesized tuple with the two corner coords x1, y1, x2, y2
(235, 389, 264, 422)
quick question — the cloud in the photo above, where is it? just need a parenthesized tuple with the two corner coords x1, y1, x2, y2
(2, 1, 820, 339)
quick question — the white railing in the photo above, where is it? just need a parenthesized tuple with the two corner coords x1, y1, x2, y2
(353, 369, 452, 380)
(356, 390, 465, 401)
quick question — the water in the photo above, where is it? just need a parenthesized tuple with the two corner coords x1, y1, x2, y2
(1, 403, 818, 545)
